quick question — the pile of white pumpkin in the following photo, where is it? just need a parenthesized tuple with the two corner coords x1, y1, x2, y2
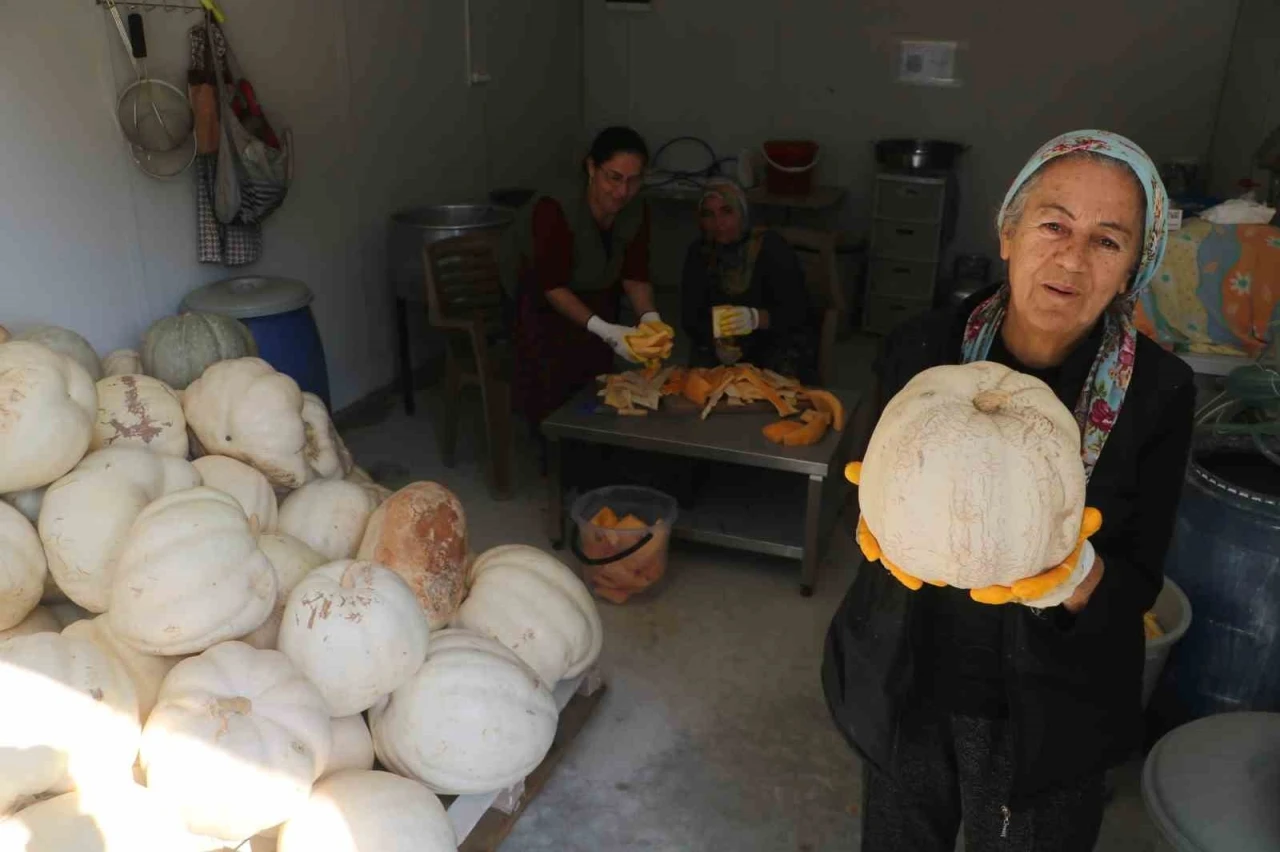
(0, 318, 604, 852)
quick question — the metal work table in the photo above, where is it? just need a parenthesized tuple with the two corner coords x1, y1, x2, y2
(541, 388, 860, 595)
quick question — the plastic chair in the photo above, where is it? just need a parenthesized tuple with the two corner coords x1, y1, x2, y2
(775, 227, 845, 386)
(422, 233, 512, 499)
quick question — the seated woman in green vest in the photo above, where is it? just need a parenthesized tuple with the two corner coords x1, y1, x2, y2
(509, 126, 668, 426)
(679, 178, 815, 380)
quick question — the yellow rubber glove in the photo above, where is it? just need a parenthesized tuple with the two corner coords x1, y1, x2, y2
(970, 508, 1103, 605)
(845, 461, 934, 591)
(712, 305, 759, 339)
(846, 460, 1104, 603)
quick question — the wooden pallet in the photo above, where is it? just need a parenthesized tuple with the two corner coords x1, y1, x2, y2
(448, 668, 607, 851)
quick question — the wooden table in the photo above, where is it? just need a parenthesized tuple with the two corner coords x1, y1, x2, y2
(541, 388, 860, 595)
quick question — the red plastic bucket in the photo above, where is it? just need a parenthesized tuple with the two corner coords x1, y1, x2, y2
(762, 140, 819, 196)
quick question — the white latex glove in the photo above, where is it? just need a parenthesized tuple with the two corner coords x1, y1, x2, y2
(638, 311, 663, 327)
(713, 305, 759, 339)
(587, 315, 644, 364)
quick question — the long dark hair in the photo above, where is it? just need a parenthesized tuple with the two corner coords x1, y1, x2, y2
(585, 126, 649, 172)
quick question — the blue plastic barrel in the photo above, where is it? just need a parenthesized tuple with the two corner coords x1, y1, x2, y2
(182, 276, 331, 409)
(1152, 438, 1280, 732)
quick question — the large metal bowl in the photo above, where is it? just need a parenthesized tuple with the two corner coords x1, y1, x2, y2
(388, 204, 516, 302)
(874, 138, 967, 172)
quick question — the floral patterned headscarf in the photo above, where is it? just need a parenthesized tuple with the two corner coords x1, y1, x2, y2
(962, 130, 1170, 481)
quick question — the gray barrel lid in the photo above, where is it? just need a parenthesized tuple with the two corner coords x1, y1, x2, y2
(182, 276, 313, 319)
(1142, 711, 1280, 851)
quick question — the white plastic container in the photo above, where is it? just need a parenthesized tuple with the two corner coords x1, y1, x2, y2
(1143, 577, 1193, 709)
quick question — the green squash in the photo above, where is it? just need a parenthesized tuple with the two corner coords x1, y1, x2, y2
(141, 312, 258, 390)
(15, 325, 102, 381)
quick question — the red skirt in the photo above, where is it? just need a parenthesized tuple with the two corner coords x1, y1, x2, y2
(512, 284, 620, 425)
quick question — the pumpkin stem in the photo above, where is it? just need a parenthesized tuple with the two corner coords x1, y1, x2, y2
(216, 697, 253, 716)
(972, 390, 1010, 413)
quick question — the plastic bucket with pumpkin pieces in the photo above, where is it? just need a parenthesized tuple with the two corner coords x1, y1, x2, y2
(570, 485, 678, 605)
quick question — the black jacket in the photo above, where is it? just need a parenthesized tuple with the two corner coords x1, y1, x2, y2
(680, 230, 812, 371)
(821, 285, 1196, 805)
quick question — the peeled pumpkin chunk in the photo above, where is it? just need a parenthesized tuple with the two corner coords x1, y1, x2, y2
(780, 411, 831, 446)
(590, 507, 619, 528)
(762, 419, 805, 443)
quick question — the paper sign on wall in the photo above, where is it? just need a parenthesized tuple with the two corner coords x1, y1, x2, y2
(899, 40, 960, 87)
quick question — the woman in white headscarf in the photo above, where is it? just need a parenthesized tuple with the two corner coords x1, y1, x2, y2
(823, 130, 1196, 851)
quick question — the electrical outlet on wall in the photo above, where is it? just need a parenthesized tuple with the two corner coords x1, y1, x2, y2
(898, 40, 961, 87)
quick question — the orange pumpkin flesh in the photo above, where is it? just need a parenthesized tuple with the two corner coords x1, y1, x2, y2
(780, 410, 831, 446)
(590, 506, 619, 528)
(762, 420, 805, 443)
(683, 372, 715, 407)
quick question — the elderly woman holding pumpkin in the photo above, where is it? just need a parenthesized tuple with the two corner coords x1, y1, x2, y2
(823, 131, 1196, 851)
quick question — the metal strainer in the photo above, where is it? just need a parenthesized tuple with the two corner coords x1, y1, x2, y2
(106, 3, 193, 153)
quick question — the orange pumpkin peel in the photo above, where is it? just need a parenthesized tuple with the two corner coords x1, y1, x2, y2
(781, 410, 831, 445)
(802, 389, 846, 431)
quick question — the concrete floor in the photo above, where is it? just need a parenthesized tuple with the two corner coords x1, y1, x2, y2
(339, 333, 1167, 852)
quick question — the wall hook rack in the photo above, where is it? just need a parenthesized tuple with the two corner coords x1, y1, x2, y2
(95, 0, 202, 11)
(94, 0, 225, 19)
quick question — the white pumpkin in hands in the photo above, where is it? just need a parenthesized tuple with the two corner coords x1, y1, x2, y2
(0, 783, 198, 852)
(0, 501, 46, 631)
(15, 325, 102, 381)
(193, 455, 278, 533)
(278, 480, 378, 561)
(320, 715, 375, 780)
(140, 641, 332, 842)
(63, 615, 180, 720)
(240, 533, 327, 651)
(856, 361, 1087, 591)
(370, 629, 557, 795)
(0, 341, 97, 493)
(455, 544, 603, 685)
(101, 348, 144, 377)
(92, 374, 188, 457)
(107, 487, 275, 655)
(277, 770, 455, 852)
(278, 560, 429, 716)
(0, 633, 140, 815)
(40, 448, 201, 614)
